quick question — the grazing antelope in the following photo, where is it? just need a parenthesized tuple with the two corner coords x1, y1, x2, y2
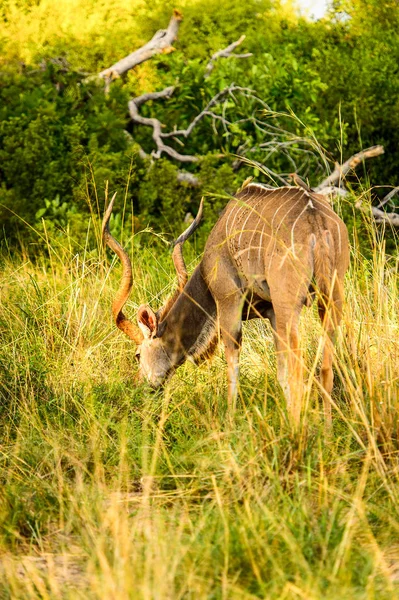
(103, 183, 349, 424)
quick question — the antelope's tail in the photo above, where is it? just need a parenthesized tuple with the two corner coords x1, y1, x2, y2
(312, 230, 335, 308)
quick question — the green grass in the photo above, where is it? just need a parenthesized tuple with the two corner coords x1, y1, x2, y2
(0, 203, 399, 599)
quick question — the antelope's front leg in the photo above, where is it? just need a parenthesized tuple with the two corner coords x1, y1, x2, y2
(218, 296, 243, 411)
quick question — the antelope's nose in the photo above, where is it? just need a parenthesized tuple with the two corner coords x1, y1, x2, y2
(148, 377, 164, 390)
(139, 368, 164, 390)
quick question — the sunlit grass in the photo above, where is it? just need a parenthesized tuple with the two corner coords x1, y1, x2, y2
(0, 196, 398, 598)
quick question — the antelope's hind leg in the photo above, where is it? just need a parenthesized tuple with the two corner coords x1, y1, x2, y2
(318, 280, 344, 426)
(267, 239, 313, 425)
(272, 303, 303, 425)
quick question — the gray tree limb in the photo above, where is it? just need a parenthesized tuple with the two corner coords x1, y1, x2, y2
(371, 206, 399, 226)
(133, 87, 175, 107)
(314, 145, 384, 191)
(204, 35, 253, 78)
(176, 171, 200, 186)
(317, 186, 348, 197)
(128, 87, 199, 163)
(376, 186, 399, 209)
(99, 9, 183, 83)
(128, 84, 253, 163)
(161, 84, 243, 139)
(313, 146, 399, 226)
(355, 199, 399, 227)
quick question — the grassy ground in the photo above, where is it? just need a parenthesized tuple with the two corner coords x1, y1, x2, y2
(0, 203, 399, 599)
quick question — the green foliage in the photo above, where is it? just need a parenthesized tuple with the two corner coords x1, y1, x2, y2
(0, 63, 134, 239)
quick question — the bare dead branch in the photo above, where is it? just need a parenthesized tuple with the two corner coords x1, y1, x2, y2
(314, 148, 399, 227)
(356, 198, 399, 227)
(137, 146, 150, 161)
(133, 87, 175, 107)
(162, 112, 232, 141)
(131, 139, 199, 185)
(313, 145, 399, 226)
(177, 171, 200, 186)
(232, 134, 323, 175)
(99, 9, 183, 84)
(315, 145, 384, 191)
(204, 35, 253, 78)
(128, 87, 199, 163)
(129, 84, 255, 163)
(371, 206, 399, 226)
(376, 186, 399, 209)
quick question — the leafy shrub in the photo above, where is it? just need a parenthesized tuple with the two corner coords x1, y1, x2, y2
(0, 0, 398, 250)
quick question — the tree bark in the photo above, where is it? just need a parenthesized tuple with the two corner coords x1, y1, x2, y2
(204, 35, 252, 78)
(99, 9, 183, 82)
(314, 145, 384, 191)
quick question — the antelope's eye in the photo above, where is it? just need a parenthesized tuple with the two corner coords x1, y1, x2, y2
(134, 349, 141, 363)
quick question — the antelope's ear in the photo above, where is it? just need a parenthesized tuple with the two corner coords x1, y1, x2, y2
(137, 305, 158, 339)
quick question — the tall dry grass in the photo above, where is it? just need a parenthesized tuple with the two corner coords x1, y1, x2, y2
(0, 193, 398, 598)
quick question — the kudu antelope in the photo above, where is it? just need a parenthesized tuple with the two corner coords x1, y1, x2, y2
(103, 184, 349, 424)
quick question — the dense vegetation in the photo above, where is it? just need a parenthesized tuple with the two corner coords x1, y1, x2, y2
(1, 1, 399, 597)
(1, 0, 398, 243)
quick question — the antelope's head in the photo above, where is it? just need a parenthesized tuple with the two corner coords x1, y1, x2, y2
(102, 194, 204, 389)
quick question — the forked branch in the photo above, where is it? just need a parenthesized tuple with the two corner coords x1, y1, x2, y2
(128, 87, 199, 163)
(129, 84, 251, 163)
(204, 35, 253, 78)
(160, 85, 239, 139)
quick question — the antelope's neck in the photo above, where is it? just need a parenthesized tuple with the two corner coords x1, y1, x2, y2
(162, 265, 217, 362)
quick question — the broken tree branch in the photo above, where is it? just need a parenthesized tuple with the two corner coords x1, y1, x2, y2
(376, 186, 399, 209)
(111, 25, 256, 170)
(232, 121, 325, 175)
(316, 186, 348, 197)
(132, 87, 176, 107)
(99, 9, 182, 84)
(176, 171, 200, 186)
(128, 87, 199, 163)
(355, 199, 399, 227)
(311, 146, 399, 226)
(204, 35, 253, 78)
(314, 145, 384, 191)
(128, 84, 254, 163)
(371, 206, 399, 226)
(130, 133, 200, 185)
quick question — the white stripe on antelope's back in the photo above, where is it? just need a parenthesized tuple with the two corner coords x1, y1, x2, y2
(217, 185, 347, 287)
